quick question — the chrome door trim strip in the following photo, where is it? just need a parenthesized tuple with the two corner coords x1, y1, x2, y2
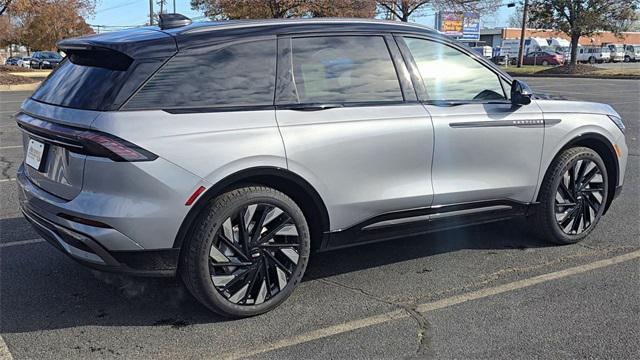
(430, 205, 512, 219)
(361, 205, 513, 231)
(362, 214, 430, 231)
(449, 119, 545, 128)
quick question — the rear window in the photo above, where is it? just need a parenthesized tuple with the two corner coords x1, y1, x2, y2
(289, 36, 403, 104)
(124, 38, 277, 110)
(31, 60, 131, 110)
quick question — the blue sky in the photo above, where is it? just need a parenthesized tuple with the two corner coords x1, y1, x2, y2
(88, 0, 515, 30)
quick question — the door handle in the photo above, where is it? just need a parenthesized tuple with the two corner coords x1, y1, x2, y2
(282, 104, 344, 111)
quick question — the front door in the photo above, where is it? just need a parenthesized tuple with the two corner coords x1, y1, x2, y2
(398, 36, 544, 206)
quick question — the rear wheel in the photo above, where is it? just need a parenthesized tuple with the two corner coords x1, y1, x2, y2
(542, 60, 549, 66)
(588, 56, 596, 64)
(181, 186, 310, 317)
(531, 147, 608, 244)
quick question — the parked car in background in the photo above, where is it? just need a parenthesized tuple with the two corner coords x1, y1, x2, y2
(491, 54, 509, 65)
(576, 46, 611, 64)
(606, 44, 625, 62)
(4, 57, 20, 66)
(471, 45, 492, 59)
(523, 51, 564, 65)
(30, 51, 63, 69)
(624, 44, 639, 62)
(500, 37, 549, 60)
(17, 57, 31, 68)
(547, 38, 571, 62)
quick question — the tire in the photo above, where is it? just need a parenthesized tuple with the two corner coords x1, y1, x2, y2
(542, 60, 549, 66)
(181, 186, 311, 318)
(624, 55, 631, 63)
(588, 56, 595, 64)
(531, 147, 609, 245)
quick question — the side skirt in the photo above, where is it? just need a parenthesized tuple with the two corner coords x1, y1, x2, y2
(320, 200, 535, 251)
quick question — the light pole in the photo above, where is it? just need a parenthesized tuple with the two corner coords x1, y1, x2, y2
(517, 0, 529, 68)
(149, 0, 153, 25)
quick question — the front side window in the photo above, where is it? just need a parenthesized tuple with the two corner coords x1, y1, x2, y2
(290, 36, 403, 104)
(125, 39, 276, 110)
(404, 37, 506, 102)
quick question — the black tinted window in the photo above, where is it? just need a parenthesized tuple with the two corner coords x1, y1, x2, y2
(125, 39, 276, 110)
(32, 60, 131, 110)
(290, 36, 402, 104)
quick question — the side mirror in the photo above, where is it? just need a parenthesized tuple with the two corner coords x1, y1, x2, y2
(511, 79, 533, 106)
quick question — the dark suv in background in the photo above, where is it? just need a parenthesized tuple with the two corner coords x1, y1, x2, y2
(30, 51, 63, 69)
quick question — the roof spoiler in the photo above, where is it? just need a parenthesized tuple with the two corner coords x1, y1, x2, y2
(159, 13, 192, 30)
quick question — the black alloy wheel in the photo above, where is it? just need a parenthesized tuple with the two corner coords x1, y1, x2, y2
(209, 203, 302, 305)
(531, 147, 609, 244)
(181, 186, 310, 317)
(554, 158, 605, 235)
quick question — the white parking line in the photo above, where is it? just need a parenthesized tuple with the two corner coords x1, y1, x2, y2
(0, 146, 22, 150)
(0, 335, 13, 360)
(0, 178, 16, 183)
(219, 249, 640, 360)
(0, 239, 44, 248)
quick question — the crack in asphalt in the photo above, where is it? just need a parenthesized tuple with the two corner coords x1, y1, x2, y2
(317, 244, 637, 357)
(401, 244, 637, 305)
(0, 155, 13, 179)
(319, 278, 434, 357)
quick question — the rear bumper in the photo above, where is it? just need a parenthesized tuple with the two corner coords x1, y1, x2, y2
(16, 162, 189, 276)
(21, 205, 179, 276)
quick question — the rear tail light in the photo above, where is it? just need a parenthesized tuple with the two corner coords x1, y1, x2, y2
(16, 113, 157, 162)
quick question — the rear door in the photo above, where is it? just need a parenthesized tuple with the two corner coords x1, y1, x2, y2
(397, 36, 544, 206)
(275, 34, 434, 231)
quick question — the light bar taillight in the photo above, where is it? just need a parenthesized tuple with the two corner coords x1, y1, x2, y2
(16, 113, 157, 162)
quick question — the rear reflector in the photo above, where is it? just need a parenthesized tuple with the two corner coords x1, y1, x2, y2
(58, 213, 112, 229)
(185, 186, 206, 206)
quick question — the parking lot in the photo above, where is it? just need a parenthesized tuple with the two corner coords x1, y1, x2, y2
(1, 78, 638, 359)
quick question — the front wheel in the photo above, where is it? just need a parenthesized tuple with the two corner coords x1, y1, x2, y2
(181, 186, 310, 317)
(541, 60, 549, 66)
(531, 147, 609, 244)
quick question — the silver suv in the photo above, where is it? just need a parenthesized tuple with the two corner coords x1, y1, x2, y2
(16, 16, 628, 317)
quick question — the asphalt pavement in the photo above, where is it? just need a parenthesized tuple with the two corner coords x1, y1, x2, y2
(1, 78, 639, 359)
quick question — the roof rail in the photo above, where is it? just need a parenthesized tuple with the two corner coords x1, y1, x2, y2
(158, 13, 192, 30)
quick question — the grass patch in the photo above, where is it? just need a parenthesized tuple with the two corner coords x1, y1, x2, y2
(502, 64, 640, 78)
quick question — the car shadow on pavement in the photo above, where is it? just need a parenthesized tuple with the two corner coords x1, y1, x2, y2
(0, 216, 549, 333)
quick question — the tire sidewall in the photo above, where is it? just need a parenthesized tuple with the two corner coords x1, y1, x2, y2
(191, 187, 310, 317)
(544, 149, 609, 243)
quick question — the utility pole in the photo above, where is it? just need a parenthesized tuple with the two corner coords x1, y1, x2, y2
(149, 0, 153, 25)
(517, 0, 529, 68)
(160, 0, 163, 15)
(173, 0, 176, 13)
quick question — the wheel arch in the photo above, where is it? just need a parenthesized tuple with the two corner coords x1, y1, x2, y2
(173, 166, 330, 252)
(539, 132, 619, 214)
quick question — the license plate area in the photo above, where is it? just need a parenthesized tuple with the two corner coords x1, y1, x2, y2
(26, 138, 47, 172)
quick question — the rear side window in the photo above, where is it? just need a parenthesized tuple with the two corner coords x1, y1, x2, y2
(290, 36, 403, 104)
(125, 39, 276, 110)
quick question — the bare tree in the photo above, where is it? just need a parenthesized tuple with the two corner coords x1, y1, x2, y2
(377, 0, 501, 22)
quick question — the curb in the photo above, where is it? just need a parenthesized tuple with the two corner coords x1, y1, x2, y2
(507, 73, 640, 80)
(0, 82, 41, 92)
(8, 71, 50, 78)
